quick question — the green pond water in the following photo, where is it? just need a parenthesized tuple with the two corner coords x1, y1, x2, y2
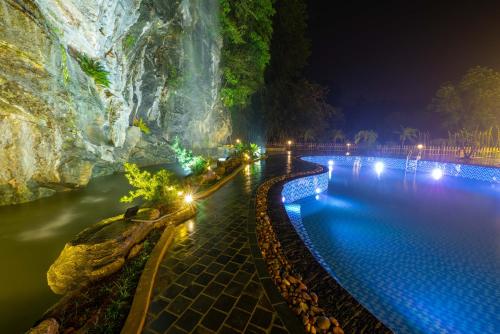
(0, 163, 183, 333)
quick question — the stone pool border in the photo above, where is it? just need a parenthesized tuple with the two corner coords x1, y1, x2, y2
(255, 157, 391, 333)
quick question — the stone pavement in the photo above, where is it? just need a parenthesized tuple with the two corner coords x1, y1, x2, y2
(143, 155, 308, 334)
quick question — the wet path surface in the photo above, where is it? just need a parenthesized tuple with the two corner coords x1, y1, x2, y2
(143, 155, 308, 334)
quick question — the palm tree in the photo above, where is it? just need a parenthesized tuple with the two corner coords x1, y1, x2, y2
(331, 129, 346, 143)
(303, 129, 316, 143)
(354, 130, 378, 145)
(397, 126, 419, 146)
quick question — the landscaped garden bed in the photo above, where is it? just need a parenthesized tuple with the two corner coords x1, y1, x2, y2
(28, 141, 263, 333)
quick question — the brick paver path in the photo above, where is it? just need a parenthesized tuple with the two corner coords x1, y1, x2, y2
(143, 155, 307, 334)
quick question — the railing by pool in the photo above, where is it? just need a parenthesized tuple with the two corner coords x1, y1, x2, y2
(267, 143, 500, 166)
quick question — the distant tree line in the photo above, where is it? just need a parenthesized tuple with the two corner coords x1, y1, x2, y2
(225, 0, 500, 148)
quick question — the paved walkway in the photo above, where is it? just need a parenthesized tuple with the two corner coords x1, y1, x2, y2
(143, 155, 308, 334)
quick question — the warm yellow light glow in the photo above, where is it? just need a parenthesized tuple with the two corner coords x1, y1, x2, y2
(184, 194, 193, 203)
(244, 153, 250, 160)
(287, 140, 292, 145)
(236, 138, 241, 144)
(177, 191, 184, 196)
(417, 144, 424, 150)
(187, 220, 195, 232)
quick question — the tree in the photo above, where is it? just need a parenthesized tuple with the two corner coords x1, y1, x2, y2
(396, 126, 418, 145)
(219, 0, 275, 108)
(331, 129, 346, 143)
(430, 66, 500, 131)
(354, 130, 378, 145)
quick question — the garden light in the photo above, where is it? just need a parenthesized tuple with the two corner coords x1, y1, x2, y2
(184, 194, 193, 203)
(287, 140, 292, 145)
(236, 138, 241, 144)
(432, 168, 443, 180)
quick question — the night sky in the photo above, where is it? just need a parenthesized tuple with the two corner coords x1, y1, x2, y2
(307, 1, 500, 137)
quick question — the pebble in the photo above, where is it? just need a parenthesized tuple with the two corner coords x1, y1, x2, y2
(254, 169, 343, 334)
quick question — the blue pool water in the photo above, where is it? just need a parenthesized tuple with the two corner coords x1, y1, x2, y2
(284, 156, 500, 334)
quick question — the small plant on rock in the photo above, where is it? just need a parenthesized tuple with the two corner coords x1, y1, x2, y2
(133, 117, 150, 134)
(76, 53, 111, 88)
(120, 163, 178, 206)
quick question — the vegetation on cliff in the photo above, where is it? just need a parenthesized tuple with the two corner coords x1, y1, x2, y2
(219, 0, 275, 108)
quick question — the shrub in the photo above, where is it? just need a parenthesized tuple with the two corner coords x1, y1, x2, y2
(76, 53, 111, 88)
(120, 163, 178, 205)
(170, 137, 209, 175)
(133, 117, 150, 134)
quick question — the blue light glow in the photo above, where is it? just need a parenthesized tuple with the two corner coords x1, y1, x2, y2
(375, 161, 385, 175)
(432, 168, 443, 180)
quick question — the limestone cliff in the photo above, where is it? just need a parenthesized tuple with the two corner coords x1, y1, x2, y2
(0, 0, 231, 205)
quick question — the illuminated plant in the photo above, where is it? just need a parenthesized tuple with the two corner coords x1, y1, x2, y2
(76, 53, 110, 88)
(133, 117, 150, 134)
(170, 137, 209, 175)
(120, 163, 178, 205)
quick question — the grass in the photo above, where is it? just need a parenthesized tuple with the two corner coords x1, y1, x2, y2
(77, 53, 111, 88)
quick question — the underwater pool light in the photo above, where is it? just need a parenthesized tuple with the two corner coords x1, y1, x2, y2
(375, 161, 384, 175)
(432, 168, 443, 180)
(282, 196, 286, 203)
(328, 160, 334, 166)
(315, 187, 321, 194)
(315, 194, 320, 200)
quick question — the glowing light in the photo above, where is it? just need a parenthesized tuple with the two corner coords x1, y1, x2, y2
(177, 191, 184, 196)
(281, 196, 286, 203)
(417, 144, 424, 150)
(218, 157, 227, 162)
(328, 160, 334, 166)
(184, 194, 193, 203)
(346, 152, 350, 156)
(187, 220, 194, 232)
(236, 138, 241, 144)
(243, 153, 250, 160)
(375, 161, 384, 175)
(315, 187, 321, 194)
(287, 140, 292, 145)
(347, 143, 351, 147)
(315, 194, 320, 200)
(431, 168, 443, 180)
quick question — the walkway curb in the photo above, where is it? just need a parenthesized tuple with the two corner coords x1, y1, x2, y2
(121, 207, 196, 334)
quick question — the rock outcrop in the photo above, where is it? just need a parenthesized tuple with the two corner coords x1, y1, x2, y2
(47, 205, 196, 294)
(0, 0, 231, 205)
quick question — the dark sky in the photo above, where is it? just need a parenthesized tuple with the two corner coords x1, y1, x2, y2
(307, 1, 500, 136)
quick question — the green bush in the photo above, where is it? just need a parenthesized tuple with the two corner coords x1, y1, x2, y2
(170, 137, 209, 175)
(120, 163, 178, 205)
(76, 53, 111, 88)
(232, 141, 260, 159)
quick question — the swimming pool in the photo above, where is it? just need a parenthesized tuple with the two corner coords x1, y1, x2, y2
(283, 156, 500, 334)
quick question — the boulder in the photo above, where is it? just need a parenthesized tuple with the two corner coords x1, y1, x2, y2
(28, 318, 59, 334)
(47, 215, 155, 294)
(47, 205, 196, 294)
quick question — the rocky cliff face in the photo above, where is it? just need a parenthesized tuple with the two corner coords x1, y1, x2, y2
(0, 0, 231, 205)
